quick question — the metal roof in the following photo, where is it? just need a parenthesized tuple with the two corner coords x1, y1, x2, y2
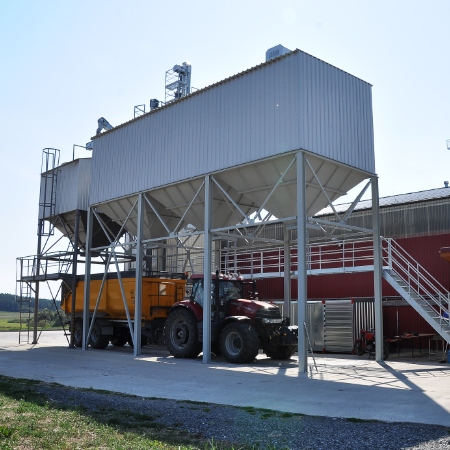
(317, 187, 450, 216)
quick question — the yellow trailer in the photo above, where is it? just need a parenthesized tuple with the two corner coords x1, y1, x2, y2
(61, 272, 187, 349)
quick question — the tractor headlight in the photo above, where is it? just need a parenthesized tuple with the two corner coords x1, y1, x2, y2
(262, 318, 283, 324)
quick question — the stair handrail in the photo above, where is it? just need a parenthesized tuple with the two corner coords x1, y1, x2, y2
(382, 237, 450, 326)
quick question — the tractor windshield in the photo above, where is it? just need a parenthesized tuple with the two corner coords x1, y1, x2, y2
(219, 281, 242, 301)
(190, 279, 243, 307)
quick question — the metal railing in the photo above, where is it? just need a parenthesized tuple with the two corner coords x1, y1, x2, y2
(220, 237, 450, 325)
(17, 252, 74, 281)
(307, 239, 375, 273)
(221, 237, 378, 276)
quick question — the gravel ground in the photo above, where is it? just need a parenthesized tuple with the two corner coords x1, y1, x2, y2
(34, 382, 450, 450)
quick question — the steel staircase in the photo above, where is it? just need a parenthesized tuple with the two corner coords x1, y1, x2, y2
(381, 238, 450, 345)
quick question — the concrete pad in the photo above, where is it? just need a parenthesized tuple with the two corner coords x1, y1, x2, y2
(1, 331, 449, 426)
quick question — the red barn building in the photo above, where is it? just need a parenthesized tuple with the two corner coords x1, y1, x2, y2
(249, 186, 450, 342)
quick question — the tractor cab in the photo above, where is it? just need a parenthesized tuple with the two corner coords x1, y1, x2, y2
(189, 273, 248, 320)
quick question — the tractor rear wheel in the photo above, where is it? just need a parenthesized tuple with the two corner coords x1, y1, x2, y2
(220, 322, 259, 364)
(165, 309, 202, 358)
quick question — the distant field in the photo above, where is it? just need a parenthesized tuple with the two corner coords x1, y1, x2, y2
(0, 311, 21, 331)
(0, 311, 64, 332)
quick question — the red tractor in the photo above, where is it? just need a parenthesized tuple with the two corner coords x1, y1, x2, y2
(165, 272, 298, 363)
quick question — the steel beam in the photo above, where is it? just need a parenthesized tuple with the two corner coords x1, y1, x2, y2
(297, 152, 308, 372)
(82, 207, 93, 350)
(134, 193, 144, 356)
(372, 177, 384, 361)
(202, 175, 212, 363)
(69, 210, 80, 348)
(283, 224, 291, 320)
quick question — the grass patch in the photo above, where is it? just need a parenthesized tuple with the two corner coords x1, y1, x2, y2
(0, 375, 238, 449)
(241, 406, 257, 415)
(280, 412, 299, 418)
(346, 417, 378, 423)
(240, 406, 292, 420)
(0, 311, 21, 331)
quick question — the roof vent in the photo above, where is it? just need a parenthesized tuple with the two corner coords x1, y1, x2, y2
(266, 44, 291, 62)
(445, 181, 449, 188)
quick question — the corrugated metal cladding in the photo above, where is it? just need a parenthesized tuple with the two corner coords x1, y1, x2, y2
(311, 196, 450, 239)
(90, 50, 374, 205)
(39, 159, 91, 219)
(318, 187, 450, 215)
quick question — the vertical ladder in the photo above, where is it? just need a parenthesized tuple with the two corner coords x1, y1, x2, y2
(39, 148, 60, 236)
(16, 258, 34, 344)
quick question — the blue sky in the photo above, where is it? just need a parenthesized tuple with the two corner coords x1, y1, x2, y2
(1, 1, 449, 295)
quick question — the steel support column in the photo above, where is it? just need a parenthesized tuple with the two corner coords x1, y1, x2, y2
(297, 152, 308, 372)
(82, 207, 93, 350)
(372, 177, 384, 361)
(69, 209, 80, 348)
(202, 175, 212, 363)
(283, 224, 291, 320)
(32, 220, 43, 344)
(134, 193, 144, 356)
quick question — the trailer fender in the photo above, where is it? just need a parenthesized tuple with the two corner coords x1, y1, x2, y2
(96, 319, 113, 336)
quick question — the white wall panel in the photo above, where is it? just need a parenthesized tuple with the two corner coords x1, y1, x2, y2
(90, 49, 374, 205)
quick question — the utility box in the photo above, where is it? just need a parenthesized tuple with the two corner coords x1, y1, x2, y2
(277, 299, 375, 353)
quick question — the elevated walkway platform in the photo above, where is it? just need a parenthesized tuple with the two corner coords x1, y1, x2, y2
(21, 273, 72, 283)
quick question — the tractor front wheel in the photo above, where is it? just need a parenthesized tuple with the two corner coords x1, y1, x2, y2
(220, 322, 260, 364)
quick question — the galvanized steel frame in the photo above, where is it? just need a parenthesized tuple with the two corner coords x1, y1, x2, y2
(78, 150, 383, 370)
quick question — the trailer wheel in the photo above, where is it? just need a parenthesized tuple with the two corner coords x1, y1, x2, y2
(264, 344, 297, 360)
(73, 320, 83, 348)
(211, 342, 222, 356)
(220, 322, 259, 364)
(127, 335, 148, 348)
(89, 321, 110, 349)
(165, 309, 201, 358)
(353, 341, 364, 356)
(383, 343, 390, 361)
(110, 336, 127, 347)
